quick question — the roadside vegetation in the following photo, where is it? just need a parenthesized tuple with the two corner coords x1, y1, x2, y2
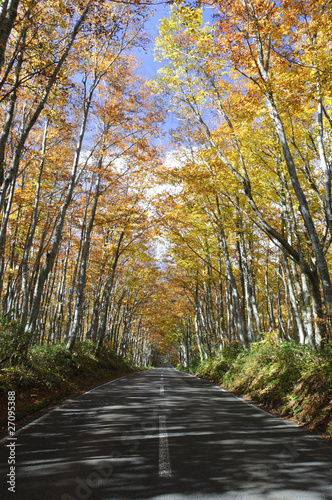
(180, 339, 332, 438)
(0, 332, 138, 429)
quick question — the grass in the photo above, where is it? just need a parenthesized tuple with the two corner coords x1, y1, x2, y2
(182, 341, 332, 437)
(0, 341, 140, 430)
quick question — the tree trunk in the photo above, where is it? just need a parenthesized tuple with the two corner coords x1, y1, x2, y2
(66, 172, 100, 351)
(0, 0, 20, 73)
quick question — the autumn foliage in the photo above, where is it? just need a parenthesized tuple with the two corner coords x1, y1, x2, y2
(0, 0, 164, 365)
(151, 0, 332, 363)
(1, 0, 332, 368)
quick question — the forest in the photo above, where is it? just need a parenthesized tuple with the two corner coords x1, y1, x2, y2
(0, 0, 332, 376)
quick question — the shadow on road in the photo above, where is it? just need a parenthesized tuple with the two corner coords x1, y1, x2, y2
(1, 368, 332, 500)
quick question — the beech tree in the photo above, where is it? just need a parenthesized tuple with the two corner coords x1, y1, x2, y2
(2, 0, 332, 367)
(0, 0, 164, 362)
(149, 1, 332, 355)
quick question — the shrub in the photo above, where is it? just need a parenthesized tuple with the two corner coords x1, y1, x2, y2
(195, 342, 245, 382)
(193, 340, 332, 435)
(29, 344, 76, 376)
(0, 316, 31, 366)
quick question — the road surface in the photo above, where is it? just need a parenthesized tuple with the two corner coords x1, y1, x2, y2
(1, 366, 332, 500)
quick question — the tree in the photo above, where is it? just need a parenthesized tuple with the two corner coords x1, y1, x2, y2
(151, 2, 332, 348)
(0, 0, 164, 358)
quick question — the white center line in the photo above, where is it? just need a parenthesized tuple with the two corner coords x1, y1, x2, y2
(159, 414, 172, 478)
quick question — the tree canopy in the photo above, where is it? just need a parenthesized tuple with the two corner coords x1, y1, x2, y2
(1, 0, 332, 367)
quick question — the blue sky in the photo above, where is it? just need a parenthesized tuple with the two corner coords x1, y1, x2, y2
(136, 2, 171, 80)
(136, 2, 214, 80)
(134, 2, 215, 139)
(134, 2, 175, 137)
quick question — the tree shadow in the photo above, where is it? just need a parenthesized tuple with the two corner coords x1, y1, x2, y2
(1, 369, 331, 500)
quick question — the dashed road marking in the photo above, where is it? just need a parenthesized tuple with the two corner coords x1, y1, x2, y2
(159, 414, 172, 478)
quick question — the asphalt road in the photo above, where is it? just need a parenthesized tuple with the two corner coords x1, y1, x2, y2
(1, 366, 332, 500)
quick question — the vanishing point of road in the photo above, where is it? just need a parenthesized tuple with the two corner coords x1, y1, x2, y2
(1, 365, 332, 500)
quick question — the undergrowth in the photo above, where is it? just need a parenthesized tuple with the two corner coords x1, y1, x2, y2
(185, 341, 332, 436)
(0, 341, 138, 429)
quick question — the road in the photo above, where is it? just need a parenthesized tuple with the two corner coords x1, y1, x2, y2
(1, 366, 332, 500)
